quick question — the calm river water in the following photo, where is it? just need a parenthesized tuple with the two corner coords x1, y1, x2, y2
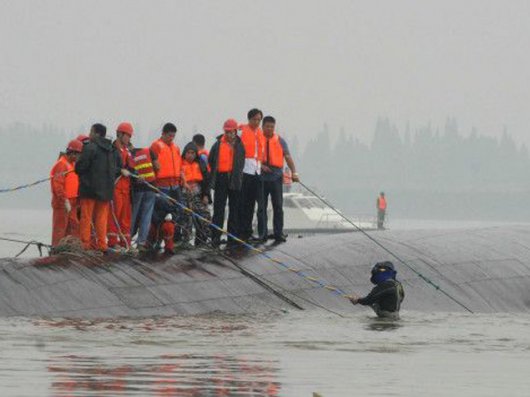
(1, 311, 529, 396)
(1, 209, 529, 396)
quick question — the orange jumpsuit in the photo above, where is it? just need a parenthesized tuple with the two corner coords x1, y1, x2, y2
(107, 144, 133, 248)
(50, 155, 79, 247)
(80, 199, 109, 251)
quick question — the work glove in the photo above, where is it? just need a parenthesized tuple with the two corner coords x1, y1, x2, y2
(64, 199, 72, 213)
(348, 293, 360, 305)
(121, 169, 131, 177)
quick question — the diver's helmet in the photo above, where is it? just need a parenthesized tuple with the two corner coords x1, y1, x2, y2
(370, 261, 397, 284)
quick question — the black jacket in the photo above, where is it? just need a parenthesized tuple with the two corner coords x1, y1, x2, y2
(208, 134, 245, 191)
(358, 279, 405, 314)
(75, 136, 122, 201)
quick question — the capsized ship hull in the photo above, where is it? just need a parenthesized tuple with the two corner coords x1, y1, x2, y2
(1, 225, 529, 318)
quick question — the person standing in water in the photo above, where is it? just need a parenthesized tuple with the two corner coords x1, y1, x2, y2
(350, 261, 404, 318)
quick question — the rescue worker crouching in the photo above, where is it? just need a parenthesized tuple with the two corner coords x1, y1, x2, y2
(50, 139, 83, 248)
(147, 196, 176, 255)
(180, 142, 211, 247)
(350, 261, 405, 319)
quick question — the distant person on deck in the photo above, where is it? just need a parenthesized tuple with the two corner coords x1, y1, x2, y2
(350, 261, 404, 319)
(49, 139, 83, 248)
(377, 192, 387, 230)
(75, 123, 122, 253)
(257, 116, 299, 243)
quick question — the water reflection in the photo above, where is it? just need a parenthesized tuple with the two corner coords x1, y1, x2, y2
(365, 318, 402, 332)
(49, 353, 281, 396)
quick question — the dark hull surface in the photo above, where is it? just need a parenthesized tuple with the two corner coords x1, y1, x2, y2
(1, 226, 529, 318)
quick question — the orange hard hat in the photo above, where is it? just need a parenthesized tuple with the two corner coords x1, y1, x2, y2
(116, 122, 134, 136)
(67, 139, 83, 153)
(223, 119, 238, 132)
(76, 134, 90, 143)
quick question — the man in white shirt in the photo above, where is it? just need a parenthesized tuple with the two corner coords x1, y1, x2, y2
(238, 108, 264, 241)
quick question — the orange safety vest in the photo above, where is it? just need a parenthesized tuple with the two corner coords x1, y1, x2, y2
(153, 139, 181, 180)
(182, 160, 203, 183)
(218, 135, 234, 173)
(50, 155, 79, 199)
(132, 148, 156, 183)
(240, 124, 263, 161)
(263, 134, 284, 168)
(378, 196, 387, 210)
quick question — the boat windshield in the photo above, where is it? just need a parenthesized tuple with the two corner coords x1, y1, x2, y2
(297, 198, 326, 209)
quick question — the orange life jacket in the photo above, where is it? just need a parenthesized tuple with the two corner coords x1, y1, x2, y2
(153, 139, 181, 180)
(182, 160, 203, 183)
(240, 124, 263, 161)
(378, 196, 387, 210)
(50, 155, 79, 199)
(263, 133, 284, 168)
(132, 148, 156, 183)
(218, 135, 234, 173)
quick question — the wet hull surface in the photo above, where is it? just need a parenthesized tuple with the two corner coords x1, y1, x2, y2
(1, 225, 530, 318)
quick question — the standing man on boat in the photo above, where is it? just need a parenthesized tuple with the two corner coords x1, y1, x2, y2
(50, 139, 83, 248)
(107, 122, 135, 250)
(208, 119, 245, 247)
(75, 123, 122, 252)
(377, 192, 387, 230)
(238, 108, 264, 241)
(130, 144, 159, 253)
(257, 116, 299, 243)
(150, 122, 186, 242)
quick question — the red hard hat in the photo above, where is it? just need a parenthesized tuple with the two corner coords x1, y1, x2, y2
(76, 134, 90, 143)
(223, 119, 239, 132)
(117, 122, 134, 136)
(67, 139, 83, 153)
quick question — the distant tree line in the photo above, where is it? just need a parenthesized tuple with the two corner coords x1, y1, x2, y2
(1, 119, 529, 216)
(299, 117, 530, 194)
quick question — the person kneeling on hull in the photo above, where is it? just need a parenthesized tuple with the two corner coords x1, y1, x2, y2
(350, 261, 405, 318)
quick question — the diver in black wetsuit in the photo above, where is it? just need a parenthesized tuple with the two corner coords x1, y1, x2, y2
(350, 261, 405, 318)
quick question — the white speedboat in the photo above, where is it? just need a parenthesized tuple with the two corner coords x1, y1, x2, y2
(259, 185, 377, 235)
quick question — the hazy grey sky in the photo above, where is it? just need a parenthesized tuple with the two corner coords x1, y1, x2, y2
(1, 0, 529, 147)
